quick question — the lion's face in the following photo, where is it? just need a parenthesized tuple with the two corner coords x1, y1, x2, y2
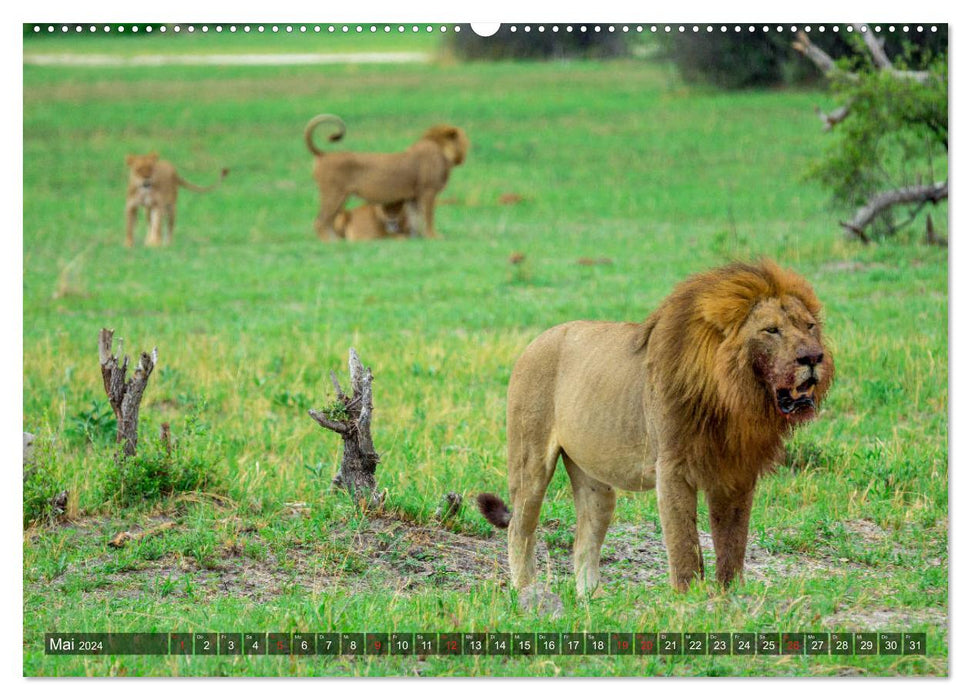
(423, 125, 469, 166)
(125, 152, 160, 184)
(740, 294, 832, 425)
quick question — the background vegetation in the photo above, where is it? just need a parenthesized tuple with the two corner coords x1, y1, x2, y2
(22, 27, 947, 677)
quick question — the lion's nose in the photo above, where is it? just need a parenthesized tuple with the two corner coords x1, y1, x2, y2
(797, 350, 824, 367)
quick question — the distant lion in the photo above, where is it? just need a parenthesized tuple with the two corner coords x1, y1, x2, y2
(124, 152, 228, 247)
(334, 201, 419, 241)
(478, 261, 834, 596)
(304, 114, 468, 240)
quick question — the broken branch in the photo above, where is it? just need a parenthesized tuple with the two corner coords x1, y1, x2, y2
(99, 329, 157, 457)
(309, 348, 381, 501)
(840, 181, 948, 241)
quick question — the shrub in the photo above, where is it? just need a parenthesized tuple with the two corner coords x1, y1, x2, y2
(98, 415, 219, 507)
(23, 451, 64, 527)
(65, 399, 116, 446)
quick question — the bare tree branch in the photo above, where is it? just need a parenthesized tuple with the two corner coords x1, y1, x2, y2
(840, 181, 948, 241)
(814, 103, 853, 130)
(792, 31, 857, 81)
(308, 409, 352, 435)
(854, 25, 931, 83)
(796, 28, 933, 134)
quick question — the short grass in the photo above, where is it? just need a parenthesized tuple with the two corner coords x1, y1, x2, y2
(22, 32, 948, 677)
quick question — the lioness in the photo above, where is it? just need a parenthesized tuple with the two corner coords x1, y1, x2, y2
(125, 152, 228, 247)
(304, 114, 468, 240)
(334, 201, 419, 241)
(478, 261, 834, 596)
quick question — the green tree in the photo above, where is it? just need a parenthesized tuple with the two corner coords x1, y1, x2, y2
(794, 27, 947, 243)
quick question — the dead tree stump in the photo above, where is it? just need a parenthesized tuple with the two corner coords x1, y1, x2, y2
(98, 328, 157, 458)
(309, 348, 381, 502)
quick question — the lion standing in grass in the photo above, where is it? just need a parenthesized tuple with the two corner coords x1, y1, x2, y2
(304, 114, 468, 241)
(478, 260, 834, 596)
(125, 152, 228, 247)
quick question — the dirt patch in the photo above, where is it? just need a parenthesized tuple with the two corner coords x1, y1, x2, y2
(822, 607, 948, 632)
(33, 512, 914, 602)
(601, 521, 859, 587)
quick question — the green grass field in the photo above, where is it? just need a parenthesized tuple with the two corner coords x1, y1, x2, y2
(22, 31, 948, 677)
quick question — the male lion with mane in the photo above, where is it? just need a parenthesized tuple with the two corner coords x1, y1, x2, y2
(478, 260, 833, 597)
(304, 114, 468, 241)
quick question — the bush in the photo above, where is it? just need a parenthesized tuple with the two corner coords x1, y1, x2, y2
(65, 399, 116, 446)
(809, 57, 948, 239)
(449, 25, 628, 61)
(98, 415, 219, 507)
(23, 450, 64, 527)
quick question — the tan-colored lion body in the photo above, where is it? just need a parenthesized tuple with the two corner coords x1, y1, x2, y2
(305, 115, 468, 240)
(485, 261, 833, 596)
(334, 201, 418, 241)
(124, 152, 227, 247)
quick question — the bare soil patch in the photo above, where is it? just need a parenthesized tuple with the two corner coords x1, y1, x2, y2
(32, 510, 909, 603)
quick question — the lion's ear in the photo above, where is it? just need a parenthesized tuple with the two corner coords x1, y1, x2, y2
(125, 155, 135, 166)
(147, 151, 159, 163)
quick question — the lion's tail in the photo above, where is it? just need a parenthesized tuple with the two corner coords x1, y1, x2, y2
(476, 493, 512, 529)
(304, 114, 347, 156)
(177, 167, 229, 194)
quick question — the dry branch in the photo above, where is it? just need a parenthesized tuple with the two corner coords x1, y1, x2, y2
(814, 103, 853, 131)
(854, 25, 931, 83)
(99, 328, 157, 457)
(792, 31, 857, 82)
(108, 521, 177, 548)
(794, 27, 931, 134)
(840, 181, 948, 242)
(309, 348, 381, 501)
(794, 28, 930, 85)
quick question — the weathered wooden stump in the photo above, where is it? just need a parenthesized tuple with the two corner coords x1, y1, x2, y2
(98, 328, 157, 458)
(309, 348, 381, 502)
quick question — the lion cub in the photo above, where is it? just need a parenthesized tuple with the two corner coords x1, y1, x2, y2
(334, 201, 420, 241)
(124, 152, 228, 247)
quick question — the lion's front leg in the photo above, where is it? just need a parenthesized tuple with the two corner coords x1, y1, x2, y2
(418, 190, 439, 238)
(164, 203, 176, 245)
(656, 460, 703, 591)
(125, 203, 138, 248)
(146, 207, 163, 247)
(706, 484, 755, 587)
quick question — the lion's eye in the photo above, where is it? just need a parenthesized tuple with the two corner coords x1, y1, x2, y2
(763, 327, 780, 335)
(807, 323, 816, 331)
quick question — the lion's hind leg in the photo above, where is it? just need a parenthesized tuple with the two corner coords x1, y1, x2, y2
(506, 433, 559, 591)
(563, 455, 616, 597)
(314, 191, 347, 241)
